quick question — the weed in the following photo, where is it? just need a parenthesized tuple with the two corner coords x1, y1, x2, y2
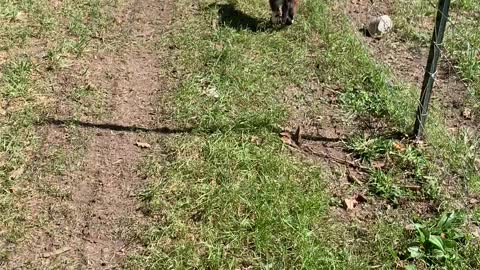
(346, 135, 393, 163)
(406, 212, 467, 267)
(393, 145, 428, 179)
(70, 84, 96, 101)
(369, 169, 406, 204)
(339, 72, 393, 118)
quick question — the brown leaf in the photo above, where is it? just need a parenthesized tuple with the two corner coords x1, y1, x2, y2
(13, 11, 27, 22)
(343, 198, 358, 210)
(9, 166, 25, 180)
(280, 132, 296, 147)
(371, 160, 386, 169)
(250, 136, 263, 145)
(393, 141, 405, 152)
(135, 142, 151, 149)
(405, 224, 415, 231)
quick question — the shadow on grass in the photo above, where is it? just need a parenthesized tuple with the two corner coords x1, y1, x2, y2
(211, 3, 277, 32)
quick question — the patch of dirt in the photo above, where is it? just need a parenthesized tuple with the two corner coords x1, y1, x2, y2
(344, 0, 476, 132)
(7, 0, 174, 268)
(283, 80, 352, 164)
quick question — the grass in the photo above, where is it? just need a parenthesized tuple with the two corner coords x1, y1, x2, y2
(1, 0, 478, 268)
(0, 55, 40, 260)
(132, 134, 351, 268)
(130, 0, 480, 269)
(389, 0, 480, 202)
(129, 0, 361, 268)
(392, 0, 480, 113)
(0, 0, 120, 264)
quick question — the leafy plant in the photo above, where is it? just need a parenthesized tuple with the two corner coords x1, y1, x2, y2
(407, 212, 466, 266)
(393, 145, 428, 179)
(346, 135, 393, 163)
(369, 169, 405, 204)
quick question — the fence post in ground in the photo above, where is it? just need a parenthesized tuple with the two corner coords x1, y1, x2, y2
(413, 0, 451, 139)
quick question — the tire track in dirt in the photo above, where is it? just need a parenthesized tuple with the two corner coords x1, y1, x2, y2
(8, 0, 173, 268)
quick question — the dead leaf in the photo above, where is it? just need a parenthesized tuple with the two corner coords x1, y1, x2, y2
(343, 198, 358, 210)
(135, 142, 151, 149)
(13, 11, 27, 22)
(405, 224, 415, 231)
(9, 166, 25, 180)
(469, 198, 479, 205)
(462, 108, 473, 119)
(371, 160, 386, 169)
(41, 247, 71, 258)
(393, 141, 405, 152)
(205, 86, 219, 99)
(250, 136, 262, 145)
(280, 131, 296, 147)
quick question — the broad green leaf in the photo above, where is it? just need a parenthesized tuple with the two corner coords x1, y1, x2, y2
(428, 235, 445, 251)
(437, 213, 449, 227)
(408, 246, 423, 259)
(432, 248, 446, 259)
(414, 224, 426, 243)
(405, 265, 417, 270)
(452, 229, 465, 240)
(443, 239, 457, 249)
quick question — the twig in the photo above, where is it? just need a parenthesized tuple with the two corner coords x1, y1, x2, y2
(402, 184, 421, 191)
(41, 247, 71, 258)
(302, 145, 370, 171)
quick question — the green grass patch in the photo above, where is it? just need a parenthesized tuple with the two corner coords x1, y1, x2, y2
(0, 0, 120, 263)
(129, 0, 480, 268)
(130, 0, 372, 268)
(392, 0, 480, 111)
(131, 133, 361, 269)
(0, 55, 40, 260)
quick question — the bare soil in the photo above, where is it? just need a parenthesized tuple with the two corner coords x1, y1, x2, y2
(7, 0, 173, 268)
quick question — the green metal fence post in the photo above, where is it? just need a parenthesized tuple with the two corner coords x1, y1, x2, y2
(413, 0, 451, 139)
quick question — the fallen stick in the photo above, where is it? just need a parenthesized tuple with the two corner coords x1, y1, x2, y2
(41, 247, 71, 258)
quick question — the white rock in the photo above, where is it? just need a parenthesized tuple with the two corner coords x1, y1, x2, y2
(367, 15, 393, 36)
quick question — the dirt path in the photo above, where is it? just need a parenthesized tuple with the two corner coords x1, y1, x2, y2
(8, 0, 173, 268)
